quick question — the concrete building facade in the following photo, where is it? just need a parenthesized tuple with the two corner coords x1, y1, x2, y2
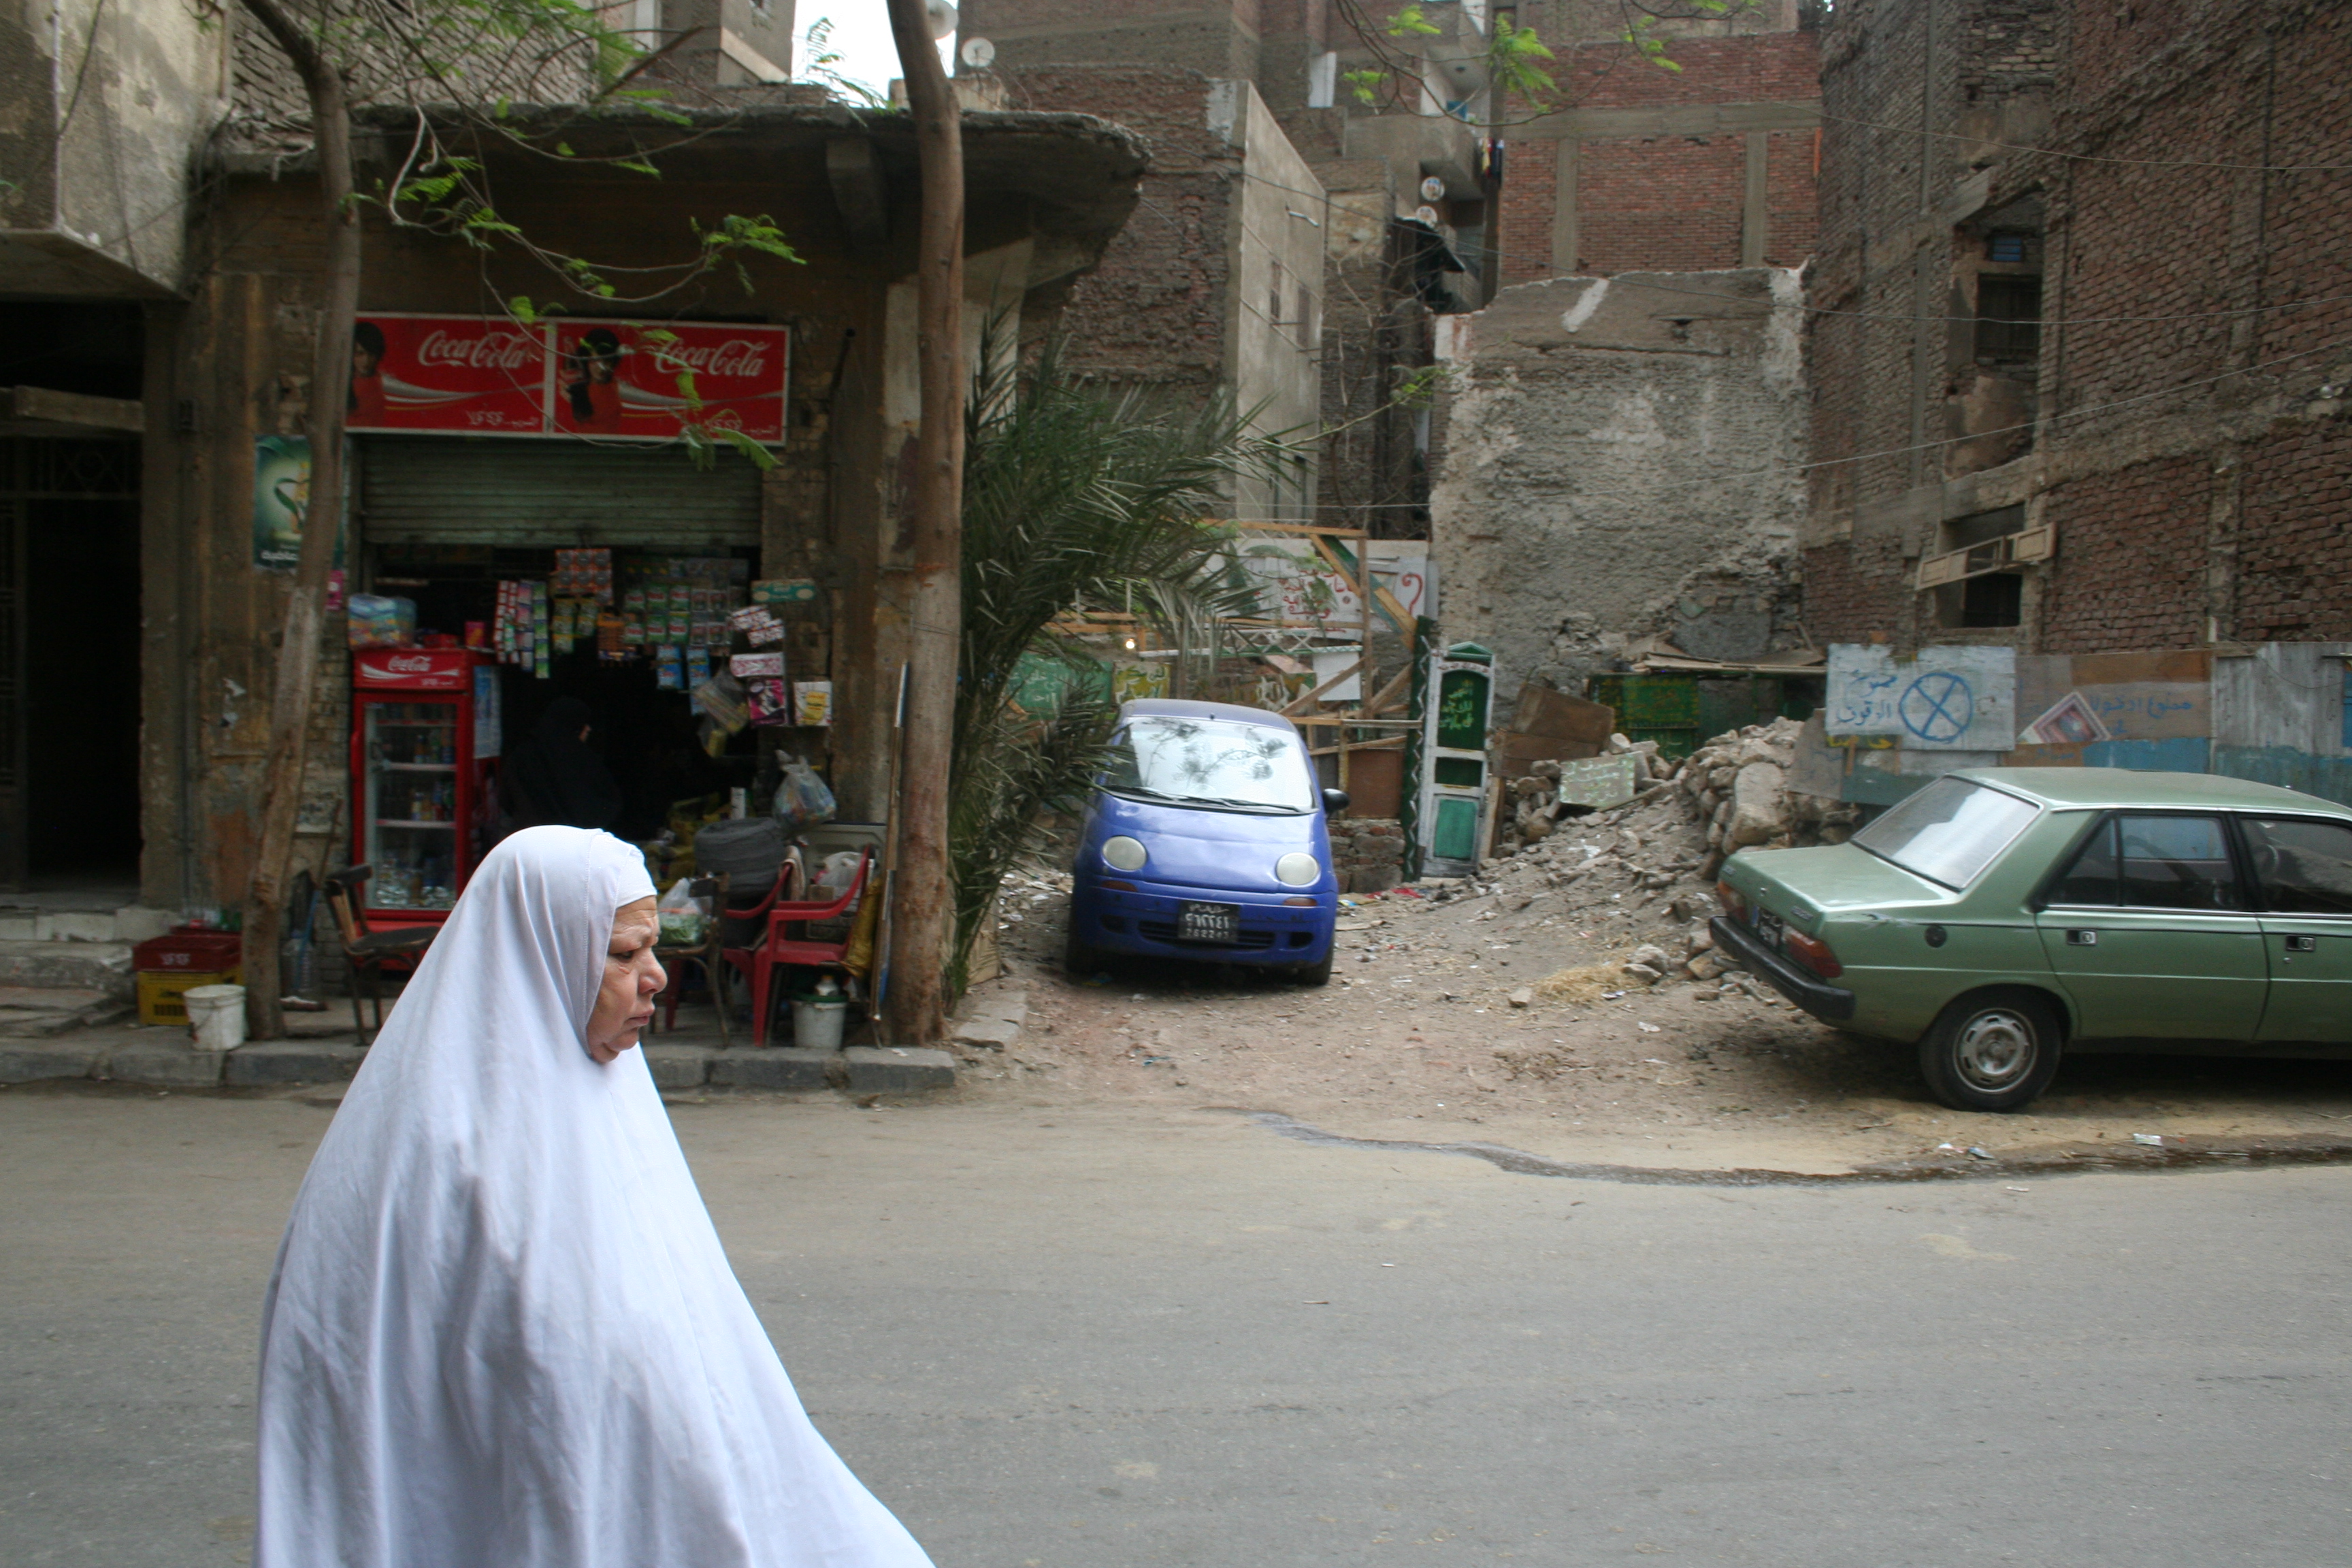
(1428, 270, 1809, 689)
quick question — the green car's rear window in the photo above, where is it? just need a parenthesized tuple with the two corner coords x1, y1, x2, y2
(1854, 777, 2041, 889)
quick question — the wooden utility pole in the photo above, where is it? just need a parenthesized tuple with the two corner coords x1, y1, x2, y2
(239, 0, 361, 1040)
(884, 0, 965, 1045)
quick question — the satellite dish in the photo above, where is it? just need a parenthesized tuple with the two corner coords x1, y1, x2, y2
(1419, 175, 1447, 203)
(1415, 204, 1441, 226)
(960, 35, 995, 67)
(926, 0, 958, 39)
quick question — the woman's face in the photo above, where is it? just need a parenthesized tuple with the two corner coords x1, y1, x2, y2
(585, 896, 664, 1063)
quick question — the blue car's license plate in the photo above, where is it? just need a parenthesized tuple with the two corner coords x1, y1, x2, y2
(1177, 901, 1241, 943)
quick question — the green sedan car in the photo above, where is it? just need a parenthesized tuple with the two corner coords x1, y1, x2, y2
(1710, 769, 2352, 1111)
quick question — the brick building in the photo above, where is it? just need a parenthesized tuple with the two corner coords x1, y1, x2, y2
(1493, 6, 1823, 287)
(1802, 0, 2352, 657)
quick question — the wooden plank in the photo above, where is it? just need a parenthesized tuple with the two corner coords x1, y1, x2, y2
(1229, 520, 1370, 538)
(1362, 666, 1412, 718)
(1509, 683, 1618, 747)
(1279, 656, 1365, 715)
(6, 385, 144, 432)
(1309, 736, 1407, 756)
(1492, 729, 1604, 774)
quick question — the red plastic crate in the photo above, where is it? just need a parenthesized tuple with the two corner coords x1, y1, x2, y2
(133, 926, 244, 973)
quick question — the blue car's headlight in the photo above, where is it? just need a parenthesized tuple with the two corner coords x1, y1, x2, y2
(1102, 836, 1149, 872)
(1275, 852, 1320, 887)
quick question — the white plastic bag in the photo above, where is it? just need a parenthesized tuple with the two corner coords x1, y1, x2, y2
(656, 877, 707, 946)
(772, 758, 837, 835)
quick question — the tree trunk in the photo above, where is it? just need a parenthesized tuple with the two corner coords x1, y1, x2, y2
(883, 0, 965, 1047)
(239, 0, 361, 1041)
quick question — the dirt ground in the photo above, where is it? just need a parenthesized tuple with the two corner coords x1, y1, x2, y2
(955, 831, 2352, 1177)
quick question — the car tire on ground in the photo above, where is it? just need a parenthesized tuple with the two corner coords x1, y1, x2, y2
(1064, 922, 1102, 980)
(1917, 988, 2065, 1112)
(1292, 947, 1334, 987)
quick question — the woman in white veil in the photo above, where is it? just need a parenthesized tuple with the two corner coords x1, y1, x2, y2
(255, 826, 934, 1568)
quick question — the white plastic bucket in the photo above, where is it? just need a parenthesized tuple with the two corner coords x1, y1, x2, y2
(184, 983, 248, 1052)
(789, 991, 849, 1050)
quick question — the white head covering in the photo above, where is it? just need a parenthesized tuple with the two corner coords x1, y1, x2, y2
(256, 826, 932, 1568)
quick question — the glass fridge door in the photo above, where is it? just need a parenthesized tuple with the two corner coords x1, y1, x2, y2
(363, 698, 462, 912)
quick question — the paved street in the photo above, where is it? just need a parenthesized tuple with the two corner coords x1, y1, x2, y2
(5, 1085, 2349, 1567)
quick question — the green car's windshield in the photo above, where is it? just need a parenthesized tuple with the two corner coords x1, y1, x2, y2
(1853, 776, 2040, 889)
(1101, 715, 1316, 813)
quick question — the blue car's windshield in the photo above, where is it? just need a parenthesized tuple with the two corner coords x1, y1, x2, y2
(1102, 716, 1316, 813)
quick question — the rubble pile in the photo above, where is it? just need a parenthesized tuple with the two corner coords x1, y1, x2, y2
(1399, 717, 1863, 992)
(1324, 817, 1407, 894)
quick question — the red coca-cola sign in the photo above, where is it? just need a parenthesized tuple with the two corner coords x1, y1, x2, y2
(354, 649, 476, 690)
(551, 321, 789, 442)
(342, 314, 789, 442)
(348, 314, 549, 434)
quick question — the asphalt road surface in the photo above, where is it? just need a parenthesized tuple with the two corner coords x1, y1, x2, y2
(4, 1085, 2348, 1567)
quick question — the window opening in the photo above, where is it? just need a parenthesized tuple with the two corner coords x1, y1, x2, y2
(1975, 276, 2042, 363)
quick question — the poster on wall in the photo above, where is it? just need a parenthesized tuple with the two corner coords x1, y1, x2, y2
(1825, 643, 2017, 752)
(346, 314, 549, 434)
(549, 320, 790, 443)
(252, 435, 349, 580)
(252, 435, 310, 570)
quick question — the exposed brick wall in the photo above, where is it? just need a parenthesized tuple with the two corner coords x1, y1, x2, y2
(1575, 135, 1747, 275)
(1496, 31, 1820, 286)
(2236, 421, 2352, 642)
(996, 67, 1232, 389)
(2036, 457, 2212, 653)
(1805, 0, 2352, 655)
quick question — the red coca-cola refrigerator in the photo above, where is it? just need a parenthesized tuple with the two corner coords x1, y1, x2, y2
(349, 649, 502, 926)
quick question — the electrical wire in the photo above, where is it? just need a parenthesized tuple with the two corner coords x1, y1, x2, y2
(1812, 110, 2352, 176)
(1263, 334, 2348, 506)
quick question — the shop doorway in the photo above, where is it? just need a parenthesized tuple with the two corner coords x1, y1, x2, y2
(0, 438, 142, 889)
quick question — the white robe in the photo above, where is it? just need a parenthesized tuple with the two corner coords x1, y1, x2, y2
(256, 826, 934, 1568)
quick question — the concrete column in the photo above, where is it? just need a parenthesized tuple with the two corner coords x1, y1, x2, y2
(1740, 131, 1769, 267)
(1549, 137, 1579, 277)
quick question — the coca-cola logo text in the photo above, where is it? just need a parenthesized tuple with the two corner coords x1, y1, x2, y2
(385, 654, 434, 672)
(623, 336, 774, 380)
(413, 327, 540, 372)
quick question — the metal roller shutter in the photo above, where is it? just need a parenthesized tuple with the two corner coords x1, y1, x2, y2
(358, 436, 762, 547)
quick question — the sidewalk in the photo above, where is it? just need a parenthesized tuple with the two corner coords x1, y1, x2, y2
(0, 994, 957, 1097)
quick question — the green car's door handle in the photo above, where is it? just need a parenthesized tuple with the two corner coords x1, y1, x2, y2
(2064, 928, 2099, 947)
(2285, 934, 2317, 953)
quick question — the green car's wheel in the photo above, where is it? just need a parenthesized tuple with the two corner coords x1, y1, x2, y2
(1918, 989, 2064, 1112)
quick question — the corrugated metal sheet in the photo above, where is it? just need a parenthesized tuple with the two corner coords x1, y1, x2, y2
(359, 437, 762, 546)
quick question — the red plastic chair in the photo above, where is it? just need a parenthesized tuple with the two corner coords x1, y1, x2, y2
(720, 849, 872, 1047)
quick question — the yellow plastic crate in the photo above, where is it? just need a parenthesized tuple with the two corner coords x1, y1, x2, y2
(137, 968, 242, 1026)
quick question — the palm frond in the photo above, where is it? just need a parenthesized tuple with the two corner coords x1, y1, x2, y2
(947, 333, 1281, 991)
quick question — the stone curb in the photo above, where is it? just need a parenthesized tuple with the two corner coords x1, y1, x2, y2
(845, 1045, 957, 1094)
(224, 1043, 367, 1085)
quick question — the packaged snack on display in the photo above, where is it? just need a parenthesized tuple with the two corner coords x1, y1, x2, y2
(687, 648, 711, 686)
(655, 647, 685, 690)
(729, 651, 784, 680)
(792, 680, 833, 726)
(346, 595, 416, 648)
(745, 676, 791, 726)
(752, 578, 819, 605)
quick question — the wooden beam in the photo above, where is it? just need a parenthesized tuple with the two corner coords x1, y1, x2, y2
(1229, 520, 1370, 538)
(1279, 655, 1365, 715)
(1361, 666, 1412, 717)
(5, 385, 142, 432)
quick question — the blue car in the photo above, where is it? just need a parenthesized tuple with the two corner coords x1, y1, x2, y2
(1065, 699, 1348, 985)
